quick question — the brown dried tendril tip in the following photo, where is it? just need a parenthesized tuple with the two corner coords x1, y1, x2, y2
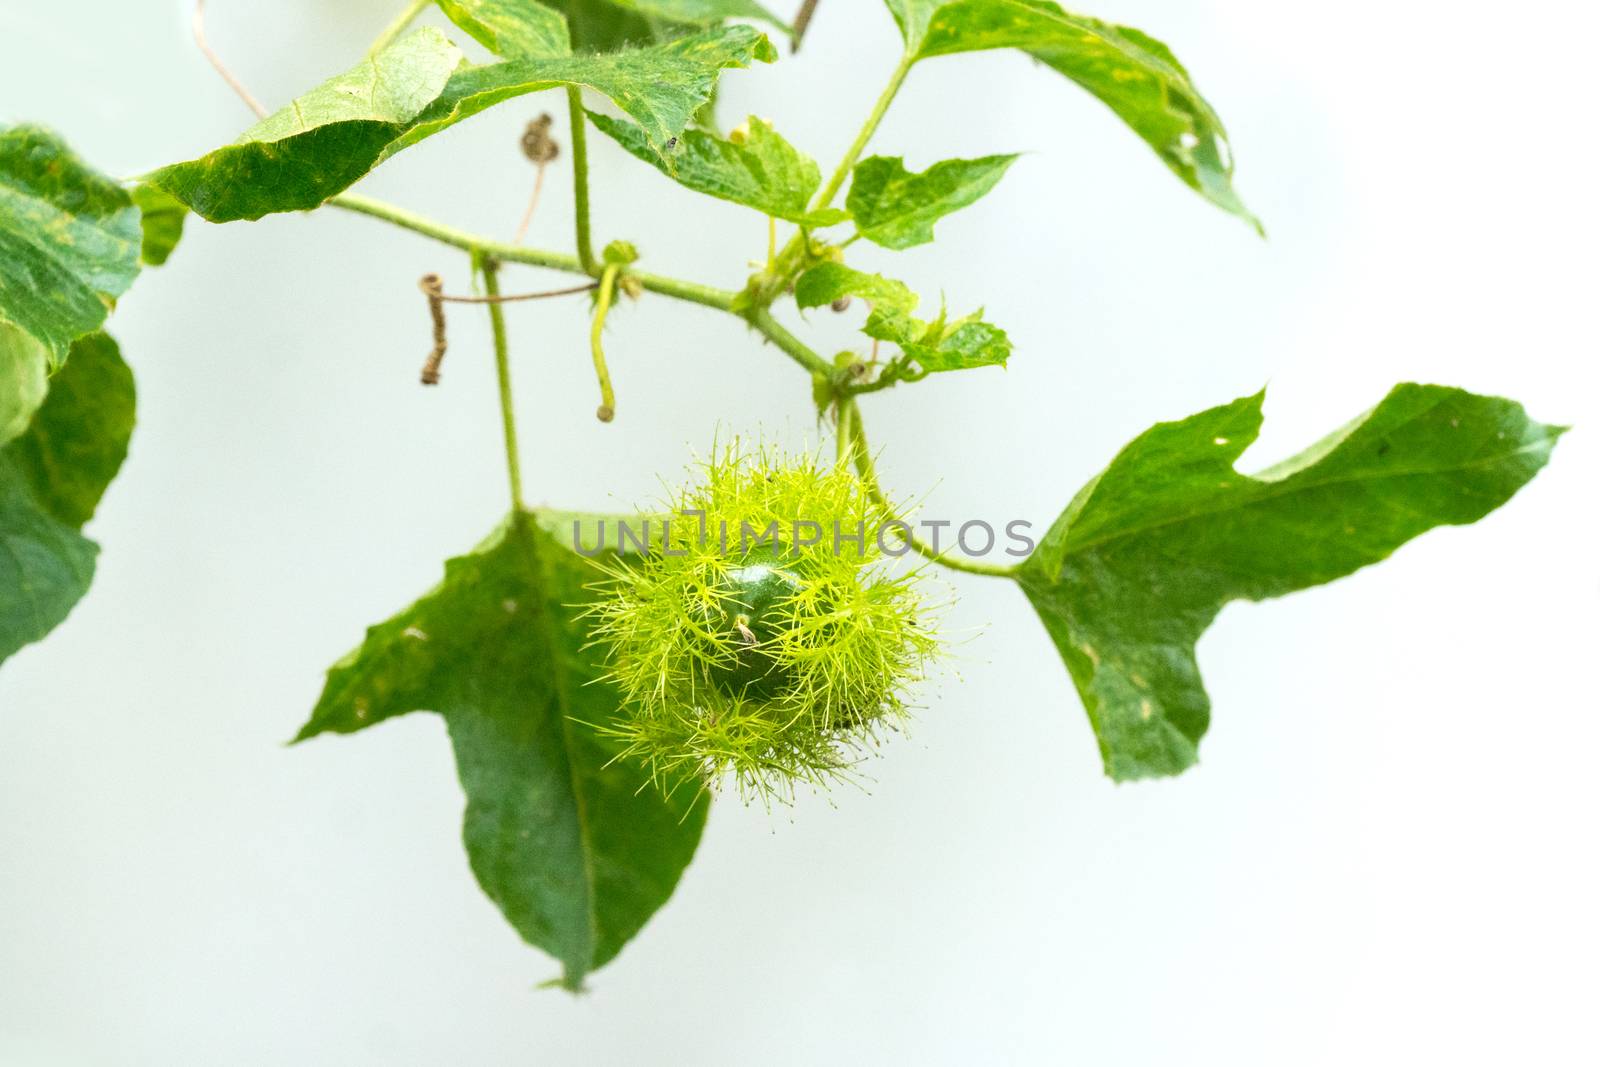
(521, 113, 559, 165)
(419, 273, 447, 386)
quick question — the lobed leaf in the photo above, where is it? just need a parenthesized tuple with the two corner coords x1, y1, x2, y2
(436, 0, 573, 58)
(847, 153, 1017, 250)
(882, 0, 1256, 229)
(0, 126, 141, 368)
(589, 111, 843, 225)
(296, 514, 707, 990)
(0, 333, 136, 667)
(151, 25, 776, 222)
(1017, 385, 1563, 781)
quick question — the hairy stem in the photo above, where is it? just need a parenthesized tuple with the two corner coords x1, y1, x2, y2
(327, 193, 831, 376)
(368, 0, 432, 56)
(480, 258, 526, 513)
(739, 307, 832, 377)
(844, 399, 1019, 579)
(566, 87, 599, 275)
(590, 264, 621, 422)
(749, 54, 917, 308)
(813, 54, 913, 210)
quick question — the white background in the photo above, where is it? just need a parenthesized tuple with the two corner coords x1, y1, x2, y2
(2, 1, 1597, 1063)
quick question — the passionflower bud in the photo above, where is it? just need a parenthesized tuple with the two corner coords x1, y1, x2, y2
(589, 445, 939, 802)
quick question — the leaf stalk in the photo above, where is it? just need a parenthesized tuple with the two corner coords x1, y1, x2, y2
(480, 257, 526, 513)
(567, 87, 599, 275)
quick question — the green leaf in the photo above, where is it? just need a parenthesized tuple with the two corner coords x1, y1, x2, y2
(795, 264, 1010, 374)
(0, 126, 141, 368)
(540, 0, 786, 52)
(436, 0, 573, 58)
(1017, 385, 1563, 781)
(151, 25, 776, 222)
(607, 0, 787, 29)
(131, 184, 188, 268)
(296, 515, 708, 989)
(148, 29, 465, 223)
(392, 25, 776, 159)
(0, 325, 49, 447)
(882, 0, 1256, 229)
(589, 111, 841, 225)
(903, 314, 1011, 372)
(863, 305, 1011, 373)
(794, 263, 917, 313)
(538, 0, 683, 53)
(847, 153, 1016, 250)
(0, 332, 136, 667)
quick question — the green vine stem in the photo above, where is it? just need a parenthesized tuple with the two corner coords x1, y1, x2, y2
(479, 257, 526, 513)
(753, 54, 916, 308)
(368, 0, 432, 56)
(325, 195, 998, 578)
(813, 54, 913, 211)
(329, 192, 827, 374)
(590, 263, 621, 422)
(737, 306, 832, 377)
(843, 398, 1020, 579)
(566, 87, 599, 275)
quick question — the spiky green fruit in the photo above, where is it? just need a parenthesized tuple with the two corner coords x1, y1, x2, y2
(589, 445, 939, 802)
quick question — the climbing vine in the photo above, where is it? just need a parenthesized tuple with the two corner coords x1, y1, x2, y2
(0, 0, 1562, 990)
